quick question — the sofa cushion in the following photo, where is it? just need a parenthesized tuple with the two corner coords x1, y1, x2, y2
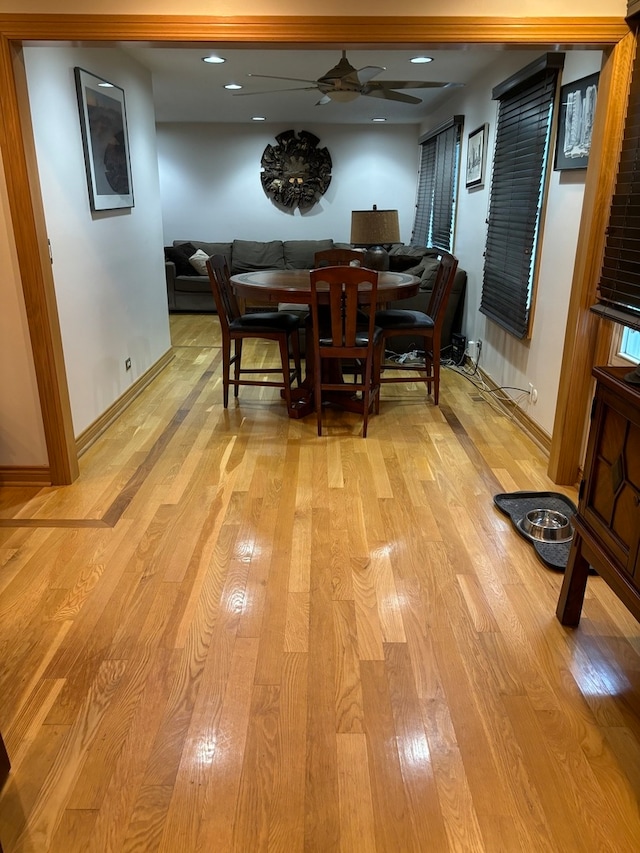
(174, 275, 211, 294)
(389, 254, 422, 272)
(388, 244, 429, 259)
(232, 240, 285, 274)
(188, 249, 210, 275)
(418, 258, 441, 290)
(283, 239, 333, 269)
(165, 242, 198, 276)
(174, 240, 232, 267)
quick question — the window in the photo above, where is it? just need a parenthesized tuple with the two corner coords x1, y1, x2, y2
(621, 327, 640, 362)
(591, 47, 640, 340)
(480, 54, 565, 339)
(412, 116, 463, 252)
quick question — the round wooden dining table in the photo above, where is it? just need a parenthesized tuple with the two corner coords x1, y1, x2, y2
(229, 267, 421, 419)
(230, 268, 420, 306)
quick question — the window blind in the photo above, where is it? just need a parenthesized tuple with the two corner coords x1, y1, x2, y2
(592, 49, 640, 333)
(412, 116, 463, 252)
(481, 54, 564, 339)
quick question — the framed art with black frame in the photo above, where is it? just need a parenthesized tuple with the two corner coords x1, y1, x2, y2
(74, 67, 134, 211)
(554, 72, 599, 171)
(466, 124, 488, 189)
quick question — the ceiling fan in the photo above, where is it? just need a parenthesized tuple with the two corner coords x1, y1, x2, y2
(234, 50, 462, 105)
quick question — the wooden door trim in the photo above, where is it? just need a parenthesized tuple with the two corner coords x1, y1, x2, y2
(0, 14, 629, 484)
(547, 32, 636, 484)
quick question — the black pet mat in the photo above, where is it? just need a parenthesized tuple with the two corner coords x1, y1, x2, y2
(493, 491, 578, 572)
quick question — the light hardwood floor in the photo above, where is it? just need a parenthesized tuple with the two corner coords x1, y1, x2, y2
(1, 313, 639, 852)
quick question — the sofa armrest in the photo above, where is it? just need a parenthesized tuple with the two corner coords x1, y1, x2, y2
(165, 261, 177, 310)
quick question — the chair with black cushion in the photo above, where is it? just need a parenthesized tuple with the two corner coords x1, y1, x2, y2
(309, 265, 382, 437)
(374, 250, 458, 406)
(313, 248, 366, 268)
(206, 254, 303, 409)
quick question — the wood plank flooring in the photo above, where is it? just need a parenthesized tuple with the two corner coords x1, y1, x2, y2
(1, 313, 639, 852)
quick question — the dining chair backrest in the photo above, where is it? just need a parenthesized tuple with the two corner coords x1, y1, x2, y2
(309, 265, 381, 436)
(206, 253, 241, 327)
(313, 248, 366, 268)
(310, 265, 379, 354)
(426, 250, 459, 331)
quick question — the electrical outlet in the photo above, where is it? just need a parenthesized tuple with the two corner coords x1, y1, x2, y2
(528, 382, 538, 403)
(125, 358, 132, 371)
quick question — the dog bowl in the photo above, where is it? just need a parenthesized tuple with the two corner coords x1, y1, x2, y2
(518, 508, 573, 543)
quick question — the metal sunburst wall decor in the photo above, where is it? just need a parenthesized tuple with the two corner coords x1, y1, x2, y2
(260, 129, 332, 211)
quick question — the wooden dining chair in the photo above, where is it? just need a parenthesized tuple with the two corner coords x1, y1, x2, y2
(206, 254, 303, 409)
(309, 265, 383, 437)
(374, 250, 458, 406)
(313, 248, 366, 267)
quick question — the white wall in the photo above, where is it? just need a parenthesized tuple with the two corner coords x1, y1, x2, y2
(23, 46, 171, 438)
(422, 50, 603, 436)
(157, 123, 420, 244)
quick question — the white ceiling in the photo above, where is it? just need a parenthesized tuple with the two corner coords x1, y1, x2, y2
(123, 46, 546, 125)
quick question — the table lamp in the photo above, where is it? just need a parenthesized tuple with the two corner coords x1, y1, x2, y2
(350, 206, 401, 271)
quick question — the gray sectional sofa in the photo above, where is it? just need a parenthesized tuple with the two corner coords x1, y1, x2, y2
(164, 238, 466, 351)
(165, 238, 333, 313)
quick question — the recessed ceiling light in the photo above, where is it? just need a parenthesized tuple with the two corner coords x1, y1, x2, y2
(98, 82, 114, 88)
(224, 83, 242, 90)
(410, 56, 433, 64)
(252, 116, 266, 121)
(202, 55, 226, 64)
(372, 117, 387, 122)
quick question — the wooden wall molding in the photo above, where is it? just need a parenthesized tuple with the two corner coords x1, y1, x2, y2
(75, 350, 175, 457)
(0, 13, 630, 485)
(0, 16, 629, 46)
(0, 466, 51, 486)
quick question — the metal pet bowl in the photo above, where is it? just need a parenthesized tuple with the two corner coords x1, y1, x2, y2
(518, 508, 573, 544)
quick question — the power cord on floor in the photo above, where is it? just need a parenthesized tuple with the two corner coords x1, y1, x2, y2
(385, 343, 530, 419)
(444, 343, 532, 421)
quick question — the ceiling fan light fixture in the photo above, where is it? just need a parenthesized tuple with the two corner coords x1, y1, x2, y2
(372, 117, 387, 122)
(224, 83, 242, 90)
(252, 116, 266, 121)
(203, 55, 226, 64)
(410, 56, 433, 64)
(327, 90, 359, 103)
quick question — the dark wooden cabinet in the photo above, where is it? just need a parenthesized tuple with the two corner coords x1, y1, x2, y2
(557, 366, 640, 626)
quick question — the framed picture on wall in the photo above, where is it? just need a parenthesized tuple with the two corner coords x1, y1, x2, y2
(466, 124, 488, 189)
(554, 72, 599, 171)
(74, 67, 134, 211)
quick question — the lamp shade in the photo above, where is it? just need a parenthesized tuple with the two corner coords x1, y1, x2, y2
(351, 207, 400, 246)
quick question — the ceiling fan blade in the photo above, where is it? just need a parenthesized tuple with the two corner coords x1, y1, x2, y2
(374, 80, 464, 90)
(362, 88, 423, 105)
(355, 65, 385, 85)
(247, 73, 318, 85)
(233, 85, 320, 96)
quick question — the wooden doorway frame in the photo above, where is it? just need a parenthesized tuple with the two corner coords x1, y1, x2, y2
(0, 15, 630, 484)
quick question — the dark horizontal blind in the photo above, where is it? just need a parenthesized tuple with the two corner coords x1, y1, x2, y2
(432, 127, 460, 250)
(412, 138, 436, 247)
(481, 54, 564, 339)
(592, 51, 640, 333)
(412, 117, 463, 252)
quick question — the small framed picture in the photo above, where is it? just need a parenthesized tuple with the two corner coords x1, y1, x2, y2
(74, 67, 134, 210)
(466, 124, 488, 189)
(554, 72, 599, 171)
